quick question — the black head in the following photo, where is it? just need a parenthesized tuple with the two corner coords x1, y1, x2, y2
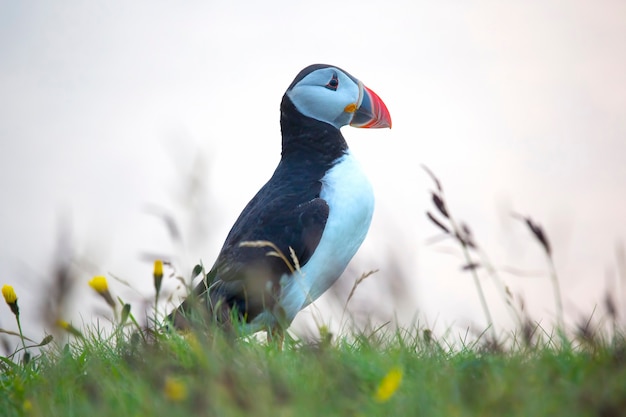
(283, 64, 392, 130)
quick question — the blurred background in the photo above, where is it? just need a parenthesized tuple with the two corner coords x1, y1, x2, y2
(1, 1, 625, 344)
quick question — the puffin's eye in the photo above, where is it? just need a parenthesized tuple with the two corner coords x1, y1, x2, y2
(325, 74, 339, 91)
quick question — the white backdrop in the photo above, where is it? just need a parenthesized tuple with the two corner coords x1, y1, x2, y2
(1, 1, 625, 341)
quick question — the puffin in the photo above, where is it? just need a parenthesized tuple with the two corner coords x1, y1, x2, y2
(170, 64, 391, 338)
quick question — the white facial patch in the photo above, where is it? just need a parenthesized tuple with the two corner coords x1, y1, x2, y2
(286, 67, 360, 129)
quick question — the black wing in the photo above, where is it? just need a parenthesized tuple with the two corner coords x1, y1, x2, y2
(206, 192, 329, 320)
(169, 193, 329, 326)
(173, 143, 340, 325)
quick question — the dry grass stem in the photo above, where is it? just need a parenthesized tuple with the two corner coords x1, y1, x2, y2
(422, 166, 496, 341)
(513, 213, 564, 332)
(345, 270, 379, 308)
(288, 247, 301, 272)
(239, 240, 295, 274)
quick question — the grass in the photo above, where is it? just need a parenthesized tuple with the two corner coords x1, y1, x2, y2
(0, 322, 625, 417)
(2, 167, 626, 416)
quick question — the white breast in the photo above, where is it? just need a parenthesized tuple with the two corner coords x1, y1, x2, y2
(278, 150, 375, 322)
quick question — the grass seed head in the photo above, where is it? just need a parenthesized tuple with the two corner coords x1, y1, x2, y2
(521, 317, 536, 347)
(426, 211, 450, 234)
(514, 214, 552, 256)
(604, 290, 617, 321)
(422, 164, 443, 192)
(576, 317, 597, 347)
(431, 192, 449, 218)
(423, 329, 432, 344)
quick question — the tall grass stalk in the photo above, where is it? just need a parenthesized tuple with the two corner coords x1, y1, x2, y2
(422, 166, 496, 341)
(547, 253, 564, 332)
(514, 214, 565, 334)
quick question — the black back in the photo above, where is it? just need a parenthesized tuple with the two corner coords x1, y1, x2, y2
(200, 92, 349, 321)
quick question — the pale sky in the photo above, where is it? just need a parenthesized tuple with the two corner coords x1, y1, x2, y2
(1, 1, 625, 341)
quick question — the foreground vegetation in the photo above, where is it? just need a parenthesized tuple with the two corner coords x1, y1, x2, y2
(0, 318, 625, 417)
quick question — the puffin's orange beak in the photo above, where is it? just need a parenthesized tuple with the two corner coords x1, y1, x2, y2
(349, 82, 392, 129)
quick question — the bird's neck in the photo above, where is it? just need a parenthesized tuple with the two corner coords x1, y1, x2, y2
(279, 95, 348, 163)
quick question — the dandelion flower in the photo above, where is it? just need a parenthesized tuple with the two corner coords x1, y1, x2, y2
(88, 276, 115, 308)
(2, 284, 27, 352)
(374, 366, 403, 403)
(23, 400, 32, 412)
(2, 285, 17, 304)
(2, 284, 19, 316)
(56, 320, 84, 338)
(153, 260, 164, 295)
(89, 276, 108, 293)
(164, 376, 188, 402)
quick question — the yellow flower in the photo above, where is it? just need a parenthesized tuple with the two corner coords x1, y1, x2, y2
(153, 260, 164, 294)
(153, 260, 163, 277)
(56, 320, 84, 338)
(23, 399, 32, 412)
(89, 276, 109, 293)
(164, 376, 187, 402)
(88, 276, 115, 308)
(374, 366, 403, 403)
(2, 285, 17, 304)
(186, 333, 202, 354)
(2, 285, 19, 316)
